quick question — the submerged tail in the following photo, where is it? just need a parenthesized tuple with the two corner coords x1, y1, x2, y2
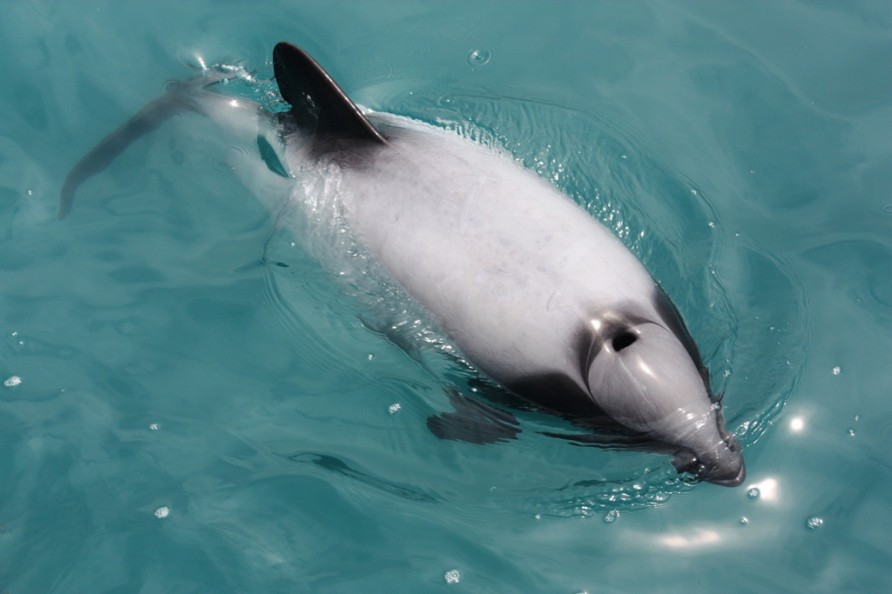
(59, 73, 237, 219)
(60, 44, 387, 219)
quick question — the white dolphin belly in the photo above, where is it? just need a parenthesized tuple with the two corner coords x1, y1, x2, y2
(328, 115, 658, 389)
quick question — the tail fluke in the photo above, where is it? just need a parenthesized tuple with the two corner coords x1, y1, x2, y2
(59, 91, 203, 219)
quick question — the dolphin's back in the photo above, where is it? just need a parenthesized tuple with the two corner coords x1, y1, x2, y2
(311, 116, 660, 395)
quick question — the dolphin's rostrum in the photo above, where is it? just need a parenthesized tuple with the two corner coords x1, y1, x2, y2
(61, 42, 746, 487)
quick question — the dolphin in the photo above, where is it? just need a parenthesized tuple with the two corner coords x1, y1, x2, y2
(61, 42, 745, 486)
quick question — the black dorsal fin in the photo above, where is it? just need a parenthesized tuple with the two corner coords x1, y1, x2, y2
(273, 42, 386, 144)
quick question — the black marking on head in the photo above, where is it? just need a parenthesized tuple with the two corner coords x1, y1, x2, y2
(273, 42, 386, 145)
(508, 372, 606, 418)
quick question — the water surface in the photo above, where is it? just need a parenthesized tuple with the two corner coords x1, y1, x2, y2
(1, 1, 890, 592)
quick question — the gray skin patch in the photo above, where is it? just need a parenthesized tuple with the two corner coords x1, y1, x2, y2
(650, 286, 713, 395)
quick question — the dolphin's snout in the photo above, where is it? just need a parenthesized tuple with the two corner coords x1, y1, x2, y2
(700, 433, 746, 487)
(704, 457, 746, 487)
(673, 432, 746, 487)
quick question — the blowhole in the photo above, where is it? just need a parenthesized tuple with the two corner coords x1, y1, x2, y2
(612, 331, 638, 352)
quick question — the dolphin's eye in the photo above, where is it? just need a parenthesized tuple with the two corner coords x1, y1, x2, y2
(611, 330, 638, 352)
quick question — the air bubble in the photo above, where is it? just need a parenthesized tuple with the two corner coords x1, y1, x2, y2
(154, 506, 170, 519)
(466, 48, 492, 67)
(148, 423, 160, 431)
(739, 516, 749, 526)
(831, 366, 841, 376)
(3, 376, 22, 387)
(603, 509, 620, 524)
(806, 516, 824, 530)
(387, 403, 401, 415)
(747, 488, 760, 500)
(444, 569, 461, 584)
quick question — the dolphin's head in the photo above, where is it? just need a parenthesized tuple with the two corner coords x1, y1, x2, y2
(582, 308, 745, 487)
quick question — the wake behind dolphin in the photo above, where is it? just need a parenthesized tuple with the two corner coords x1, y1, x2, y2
(61, 42, 745, 487)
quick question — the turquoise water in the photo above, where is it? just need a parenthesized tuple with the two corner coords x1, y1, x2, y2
(2, 0, 890, 591)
